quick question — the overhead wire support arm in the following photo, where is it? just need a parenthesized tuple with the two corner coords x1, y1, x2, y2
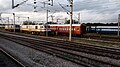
(18, 0, 28, 5)
(12, 0, 28, 9)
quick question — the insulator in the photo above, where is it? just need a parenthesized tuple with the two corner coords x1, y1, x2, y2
(34, 2, 36, 4)
(33, 0, 37, 12)
(34, 7, 36, 9)
(34, 0, 36, 4)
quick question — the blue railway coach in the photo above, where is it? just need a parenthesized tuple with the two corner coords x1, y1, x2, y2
(87, 26, 119, 34)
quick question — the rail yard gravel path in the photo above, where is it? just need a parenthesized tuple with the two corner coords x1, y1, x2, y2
(0, 37, 81, 67)
(0, 50, 22, 67)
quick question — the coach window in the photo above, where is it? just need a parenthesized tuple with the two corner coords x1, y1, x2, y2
(74, 28, 75, 30)
(35, 26, 38, 29)
(77, 28, 79, 30)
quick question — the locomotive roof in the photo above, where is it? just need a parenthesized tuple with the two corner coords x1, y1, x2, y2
(21, 25, 43, 26)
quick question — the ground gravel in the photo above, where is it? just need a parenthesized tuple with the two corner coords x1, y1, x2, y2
(0, 37, 81, 67)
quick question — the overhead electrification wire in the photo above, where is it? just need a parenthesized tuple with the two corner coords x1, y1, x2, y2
(58, 2, 69, 14)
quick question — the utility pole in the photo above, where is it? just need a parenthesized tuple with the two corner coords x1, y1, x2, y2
(51, 16, 53, 22)
(69, 0, 73, 41)
(118, 14, 120, 36)
(8, 17, 9, 29)
(56, 19, 58, 22)
(0, 13, 2, 20)
(65, 18, 67, 23)
(78, 13, 80, 24)
(50, 15, 55, 22)
(41, 0, 53, 36)
(46, 5, 49, 36)
(17, 17, 20, 24)
(28, 17, 29, 21)
(13, 13, 15, 32)
(12, 0, 14, 9)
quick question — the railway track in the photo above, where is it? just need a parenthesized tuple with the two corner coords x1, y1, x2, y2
(0, 30, 120, 47)
(0, 48, 25, 67)
(48, 35, 120, 47)
(0, 32, 120, 67)
(2, 33, 120, 59)
(84, 33, 120, 42)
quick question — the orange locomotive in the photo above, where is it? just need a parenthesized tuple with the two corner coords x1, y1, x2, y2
(20, 25, 51, 35)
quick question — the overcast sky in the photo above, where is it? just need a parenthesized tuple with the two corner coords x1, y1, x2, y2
(0, 0, 120, 24)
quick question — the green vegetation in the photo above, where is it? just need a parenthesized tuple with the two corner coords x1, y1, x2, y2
(23, 21, 57, 25)
(46, 21, 57, 24)
(23, 21, 35, 25)
(65, 19, 79, 24)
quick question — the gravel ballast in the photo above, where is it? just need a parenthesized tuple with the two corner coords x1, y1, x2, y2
(0, 37, 81, 67)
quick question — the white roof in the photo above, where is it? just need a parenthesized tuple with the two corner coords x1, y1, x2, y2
(21, 25, 44, 26)
(49, 24, 82, 26)
(21, 24, 82, 26)
(90, 26, 118, 28)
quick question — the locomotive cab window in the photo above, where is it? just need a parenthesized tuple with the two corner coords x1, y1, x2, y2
(40, 26, 43, 28)
(26, 26, 28, 28)
(15, 25, 20, 27)
(35, 26, 38, 29)
(44, 26, 50, 28)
